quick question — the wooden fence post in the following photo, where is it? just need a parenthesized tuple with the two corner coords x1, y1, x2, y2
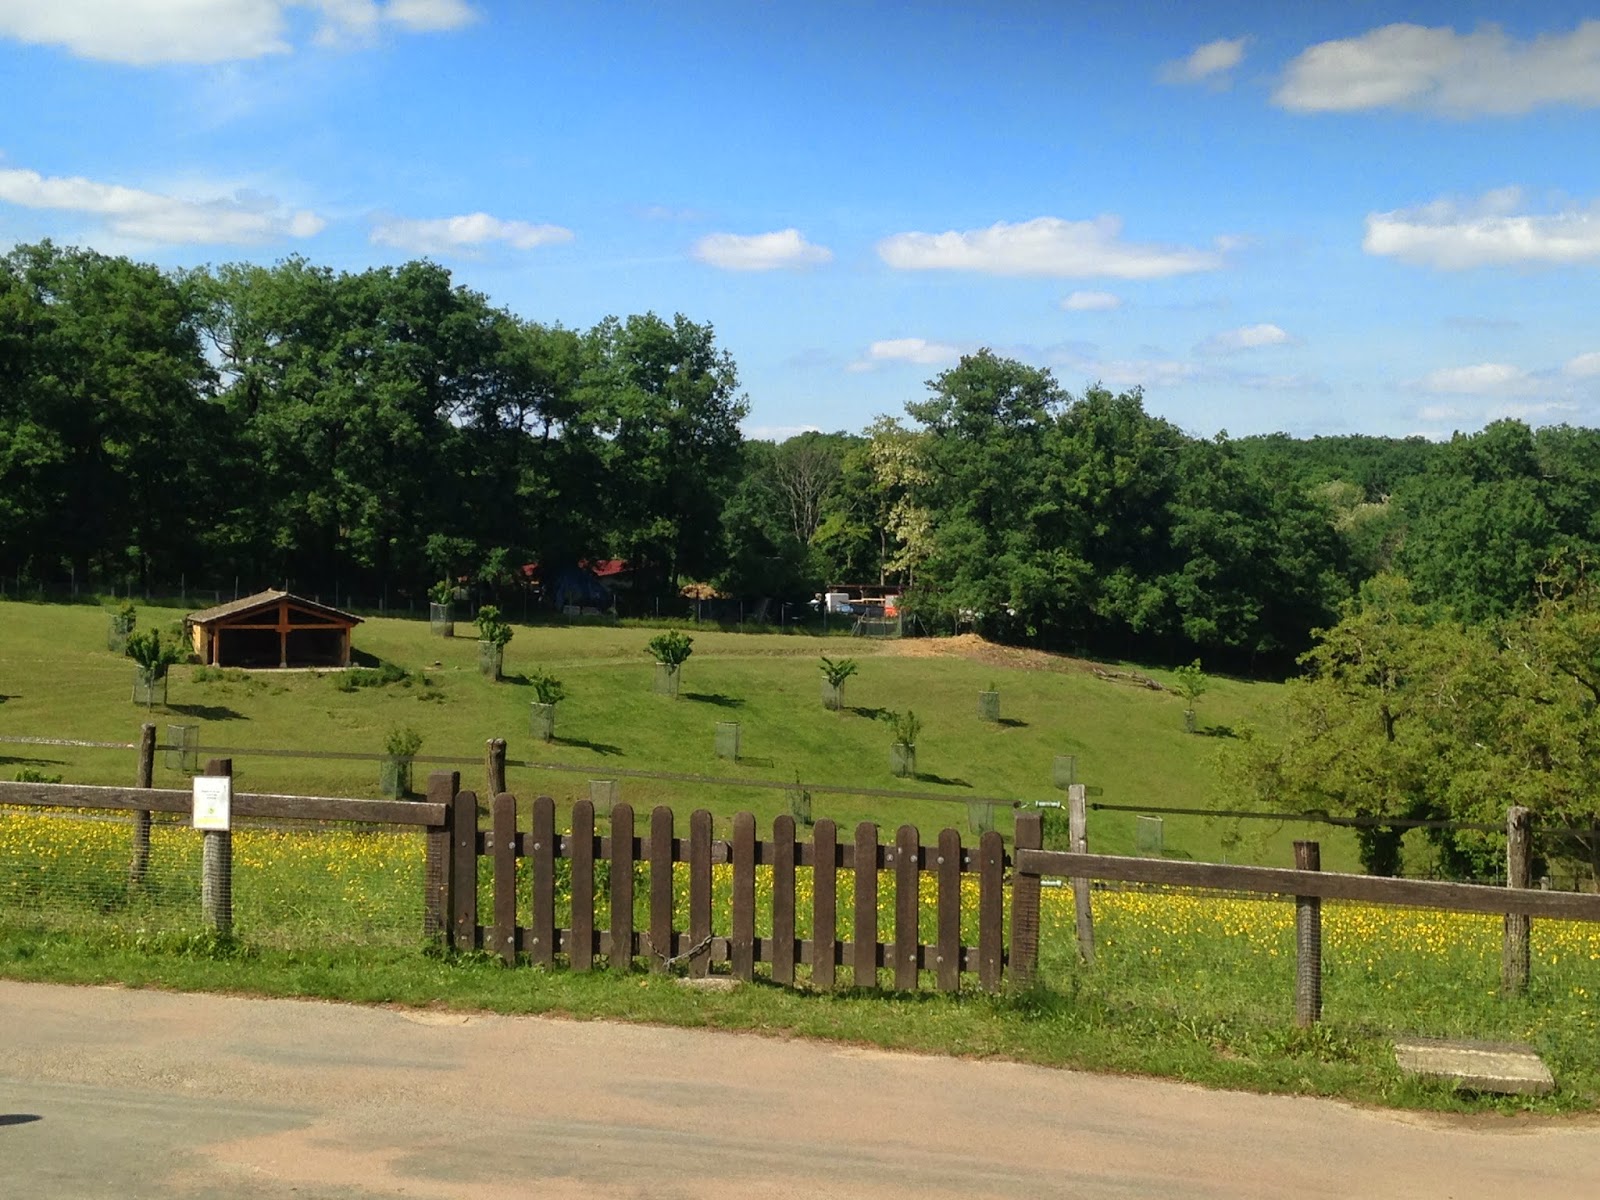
(485, 738, 507, 798)
(1068, 784, 1095, 964)
(1294, 840, 1322, 1027)
(1503, 806, 1532, 997)
(200, 757, 233, 935)
(423, 770, 459, 941)
(1009, 811, 1043, 989)
(812, 819, 838, 989)
(130, 723, 155, 887)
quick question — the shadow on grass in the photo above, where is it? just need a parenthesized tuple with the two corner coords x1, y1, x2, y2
(0, 693, 9, 703)
(1198, 724, 1238, 739)
(165, 703, 247, 721)
(0, 754, 66, 770)
(553, 736, 625, 756)
(0, 1115, 41, 1127)
(737, 756, 777, 768)
(997, 717, 1029, 729)
(685, 692, 744, 708)
(349, 647, 383, 668)
(849, 705, 891, 721)
(914, 772, 973, 788)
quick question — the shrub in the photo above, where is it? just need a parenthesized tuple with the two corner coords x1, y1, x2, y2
(125, 629, 184, 680)
(528, 670, 566, 706)
(885, 709, 922, 747)
(819, 656, 858, 688)
(646, 630, 694, 667)
(1173, 659, 1208, 707)
(383, 726, 423, 759)
(475, 605, 514, 648)
(428, 579, 454, 606)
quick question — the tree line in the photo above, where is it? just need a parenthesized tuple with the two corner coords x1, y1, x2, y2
(7, 242, 1600, 676)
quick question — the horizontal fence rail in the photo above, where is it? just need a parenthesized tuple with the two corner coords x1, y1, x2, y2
(1015, 850, 1600, 922)
(0, 780, 445, 827)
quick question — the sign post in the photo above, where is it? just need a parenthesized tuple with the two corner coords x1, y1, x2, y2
(193, 761, 233, 934)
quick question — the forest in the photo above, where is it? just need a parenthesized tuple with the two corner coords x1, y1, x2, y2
(6, 240, 1600, 676)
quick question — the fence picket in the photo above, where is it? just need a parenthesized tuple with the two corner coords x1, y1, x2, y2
(688, 809, 713, 978)
(731, 812, 756, 981)
(936, 828, 962, 992)
(978, 829, 1004, 992)
(609, 802, 635, 971)
(451, 788, 478, 950)
(529, 796, 555, 967)
(894, 824, 920, 990)
(492, 792, 517, 965)
(812, 819, 838, 988)
(854, 822, 879, 989)
(650, 806, 674, 971)
(772, 814, 797, 986)
(570, 800, 595, 971)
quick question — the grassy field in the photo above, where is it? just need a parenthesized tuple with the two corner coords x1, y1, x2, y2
(0, 597, 1351, 868)
(14, 598, 1599, 1112)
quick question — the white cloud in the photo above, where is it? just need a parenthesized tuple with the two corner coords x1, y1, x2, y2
(1159, 37, 1247, 85)
(692, 228, 832, 271)
(0, 0, 476, 65)
(1198, 323, 1293, 354)
(384, 0, 475, 31)
(1564, 351, 1600, 378)
(876, 216, 1224, 279)
(370, 212, 572, 255)
(1060, 290, 1122, 311)
(1276, 21, 1600, 116)
(1416, 363, 1538, 395)
(742, 423, 821, 441)
(1489, 400, 1579, 421)
(847, 338, 964, 372)
(0, 164, 323, 244)
(1417, 403, 1466, 422)
(1364, 190, 1600, 269)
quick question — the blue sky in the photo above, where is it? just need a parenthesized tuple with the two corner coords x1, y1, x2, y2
(3, 2, 1600, 441)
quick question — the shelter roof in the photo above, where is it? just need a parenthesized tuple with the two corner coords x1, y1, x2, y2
(187, 589, 363, 627)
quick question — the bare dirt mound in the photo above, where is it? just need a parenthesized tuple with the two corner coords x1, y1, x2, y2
(885, 634, 1170, 690)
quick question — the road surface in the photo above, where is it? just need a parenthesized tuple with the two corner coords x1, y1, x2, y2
(2, 979, 1596, 1198)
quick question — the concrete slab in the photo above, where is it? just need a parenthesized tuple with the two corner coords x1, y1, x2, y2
(1394, 1037, 1556, 1096)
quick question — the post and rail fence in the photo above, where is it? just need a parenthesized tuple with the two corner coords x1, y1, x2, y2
(5, 736, 1600, 1017)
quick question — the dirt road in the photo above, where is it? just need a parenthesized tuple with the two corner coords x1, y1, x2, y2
(2, 979, 1595, 1198)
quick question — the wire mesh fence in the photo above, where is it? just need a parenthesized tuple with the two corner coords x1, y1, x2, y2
(0, 805, 428, 949)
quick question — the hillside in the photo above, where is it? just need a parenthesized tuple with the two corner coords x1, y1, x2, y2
(0, 600, 1357, 868)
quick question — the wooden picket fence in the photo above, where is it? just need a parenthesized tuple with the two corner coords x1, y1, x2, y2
(424, 772, 1043, 992)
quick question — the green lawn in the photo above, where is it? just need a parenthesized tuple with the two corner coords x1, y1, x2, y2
(0, 597, 1352, 867)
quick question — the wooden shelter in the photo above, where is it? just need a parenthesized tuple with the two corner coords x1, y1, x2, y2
(187, 590, 361, 669)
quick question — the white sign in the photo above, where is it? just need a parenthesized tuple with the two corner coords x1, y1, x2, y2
(192, 775, 232, 831)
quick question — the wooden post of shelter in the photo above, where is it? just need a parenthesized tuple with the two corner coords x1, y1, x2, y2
(130, 723, 155, 887)
(1068, 783, 1095, 963)
(1503, 806, 1532, 997)
(1294, 840, 1323, 1027)
(201, 757, 233, 935)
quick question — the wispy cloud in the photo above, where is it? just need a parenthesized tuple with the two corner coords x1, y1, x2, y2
(0, 0, 476, 66)
(1415, 362, 1539, 395)
(370, 211, 572, 255)
(1565, 351, 1600, 378)
(847, 337, 964, 372)
(1159, 37, 1247, 86)
(0, 164, 323, 244)
(878, 216, 1224, 279)
(1276, 21, 1600, 116)
(1364, 188, 1600, 269)
(1060, 290, 1122, 312)
(1197, 323, 1294, 354)
(692, 228, 832, 271)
